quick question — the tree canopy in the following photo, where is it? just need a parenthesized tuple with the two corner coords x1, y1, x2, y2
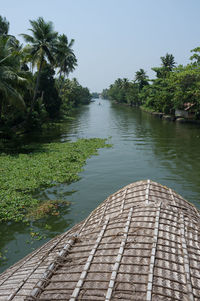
(0, 15, 92, 135)
(104, 51, 200, 119)
(0, 15, 9, 36)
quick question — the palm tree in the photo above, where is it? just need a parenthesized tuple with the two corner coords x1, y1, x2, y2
(115, 78, 123, 88)
(20, 17, 58, 112)
(0, 15, 21, 51)
(190, 47, 200, 65)
(152, 54, 176, 78)
(0, 15, 9, 36)
(55, 34, 77, 94)
(135, 69, 149, 90)
(121, 78, 129, 88)
(160, 53, 176, 71)
(0, 36, 26, 118)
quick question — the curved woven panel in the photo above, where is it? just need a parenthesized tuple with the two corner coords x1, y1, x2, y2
(0, 180, 200, 301)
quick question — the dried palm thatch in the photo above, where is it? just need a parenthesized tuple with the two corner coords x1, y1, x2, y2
(0, 180, 200, 301)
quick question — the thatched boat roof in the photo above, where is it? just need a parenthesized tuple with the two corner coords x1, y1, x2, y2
(0, 180, 200, 300)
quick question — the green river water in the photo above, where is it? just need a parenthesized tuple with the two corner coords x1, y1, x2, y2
(0, 98, 200, 272)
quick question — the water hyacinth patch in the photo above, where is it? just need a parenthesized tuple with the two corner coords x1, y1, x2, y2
(0, 138, 111, 222)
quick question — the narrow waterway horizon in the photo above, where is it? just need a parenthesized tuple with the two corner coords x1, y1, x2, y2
(1, 98, 200, 272)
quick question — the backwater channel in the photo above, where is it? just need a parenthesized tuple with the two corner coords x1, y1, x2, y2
(1, 98, 200, 272)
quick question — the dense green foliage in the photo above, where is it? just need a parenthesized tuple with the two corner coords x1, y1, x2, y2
(0, 16, 91, 135)
(58, 78, 91, 116)
(104, 52, 200, 119)
(0, 138, 111, 222)
(0, 16, 9, 35)
(91, 92, 99, 98)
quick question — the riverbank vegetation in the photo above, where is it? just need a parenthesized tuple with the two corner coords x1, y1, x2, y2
(0, 15, 91, 137)
(0, 15, 112, 224)
(0, 138, 111, 222)
(103, 50, 200, 120)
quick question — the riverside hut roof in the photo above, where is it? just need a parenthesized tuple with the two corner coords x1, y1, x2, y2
(0, 180, 200, 301)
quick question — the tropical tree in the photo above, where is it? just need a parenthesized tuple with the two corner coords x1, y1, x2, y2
(20, 17, 58, 112)
(58, 77, 91, 114)
(55, 34, 77, 79)
(169, 64, 200, 116)
(126, 82, 140, 106)
(54, 34, 77, 96)
(106, 78, 129, 103)
(160, 53, 176, 71)
(0, 15, 9, 36)
(0, 36, 26, 119)
(38, 63, 61, 118)
(152, 53, 176, 78)
(121, 78, 129, 88)
(135, 69, 149, 90)
(190, 47, 200, 65)
(0, 15, 21, 51)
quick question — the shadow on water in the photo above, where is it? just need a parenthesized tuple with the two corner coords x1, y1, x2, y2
(0, 105, 88, 154)
(0, 123, 68, 154)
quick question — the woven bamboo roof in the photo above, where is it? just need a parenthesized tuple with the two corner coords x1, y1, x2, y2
(0, 180, 200, 301)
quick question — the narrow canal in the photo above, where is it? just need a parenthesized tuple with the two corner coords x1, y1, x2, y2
(1, 98, 200, 272)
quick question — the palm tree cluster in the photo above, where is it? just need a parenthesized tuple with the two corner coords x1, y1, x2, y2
(105, 51, 200, 119)
(107, 70, 149, 106)
(0, 16, 89, 134)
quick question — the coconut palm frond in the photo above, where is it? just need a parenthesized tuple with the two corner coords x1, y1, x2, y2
(0, 35, 27, 111)
(2, 80, 26, 109)
(20, 33, 35, 44)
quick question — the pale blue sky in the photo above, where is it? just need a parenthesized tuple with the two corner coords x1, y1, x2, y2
(2, 0, 200, 92)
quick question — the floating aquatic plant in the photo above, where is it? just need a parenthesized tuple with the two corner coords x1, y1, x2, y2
(0, 138, 111, 222)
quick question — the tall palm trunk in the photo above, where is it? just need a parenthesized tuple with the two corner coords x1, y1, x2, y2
(58, 70, 63, 94)
(29, 57, 43, 115)
(0, 101, 2, 121)
(58, 70, 66, 97)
